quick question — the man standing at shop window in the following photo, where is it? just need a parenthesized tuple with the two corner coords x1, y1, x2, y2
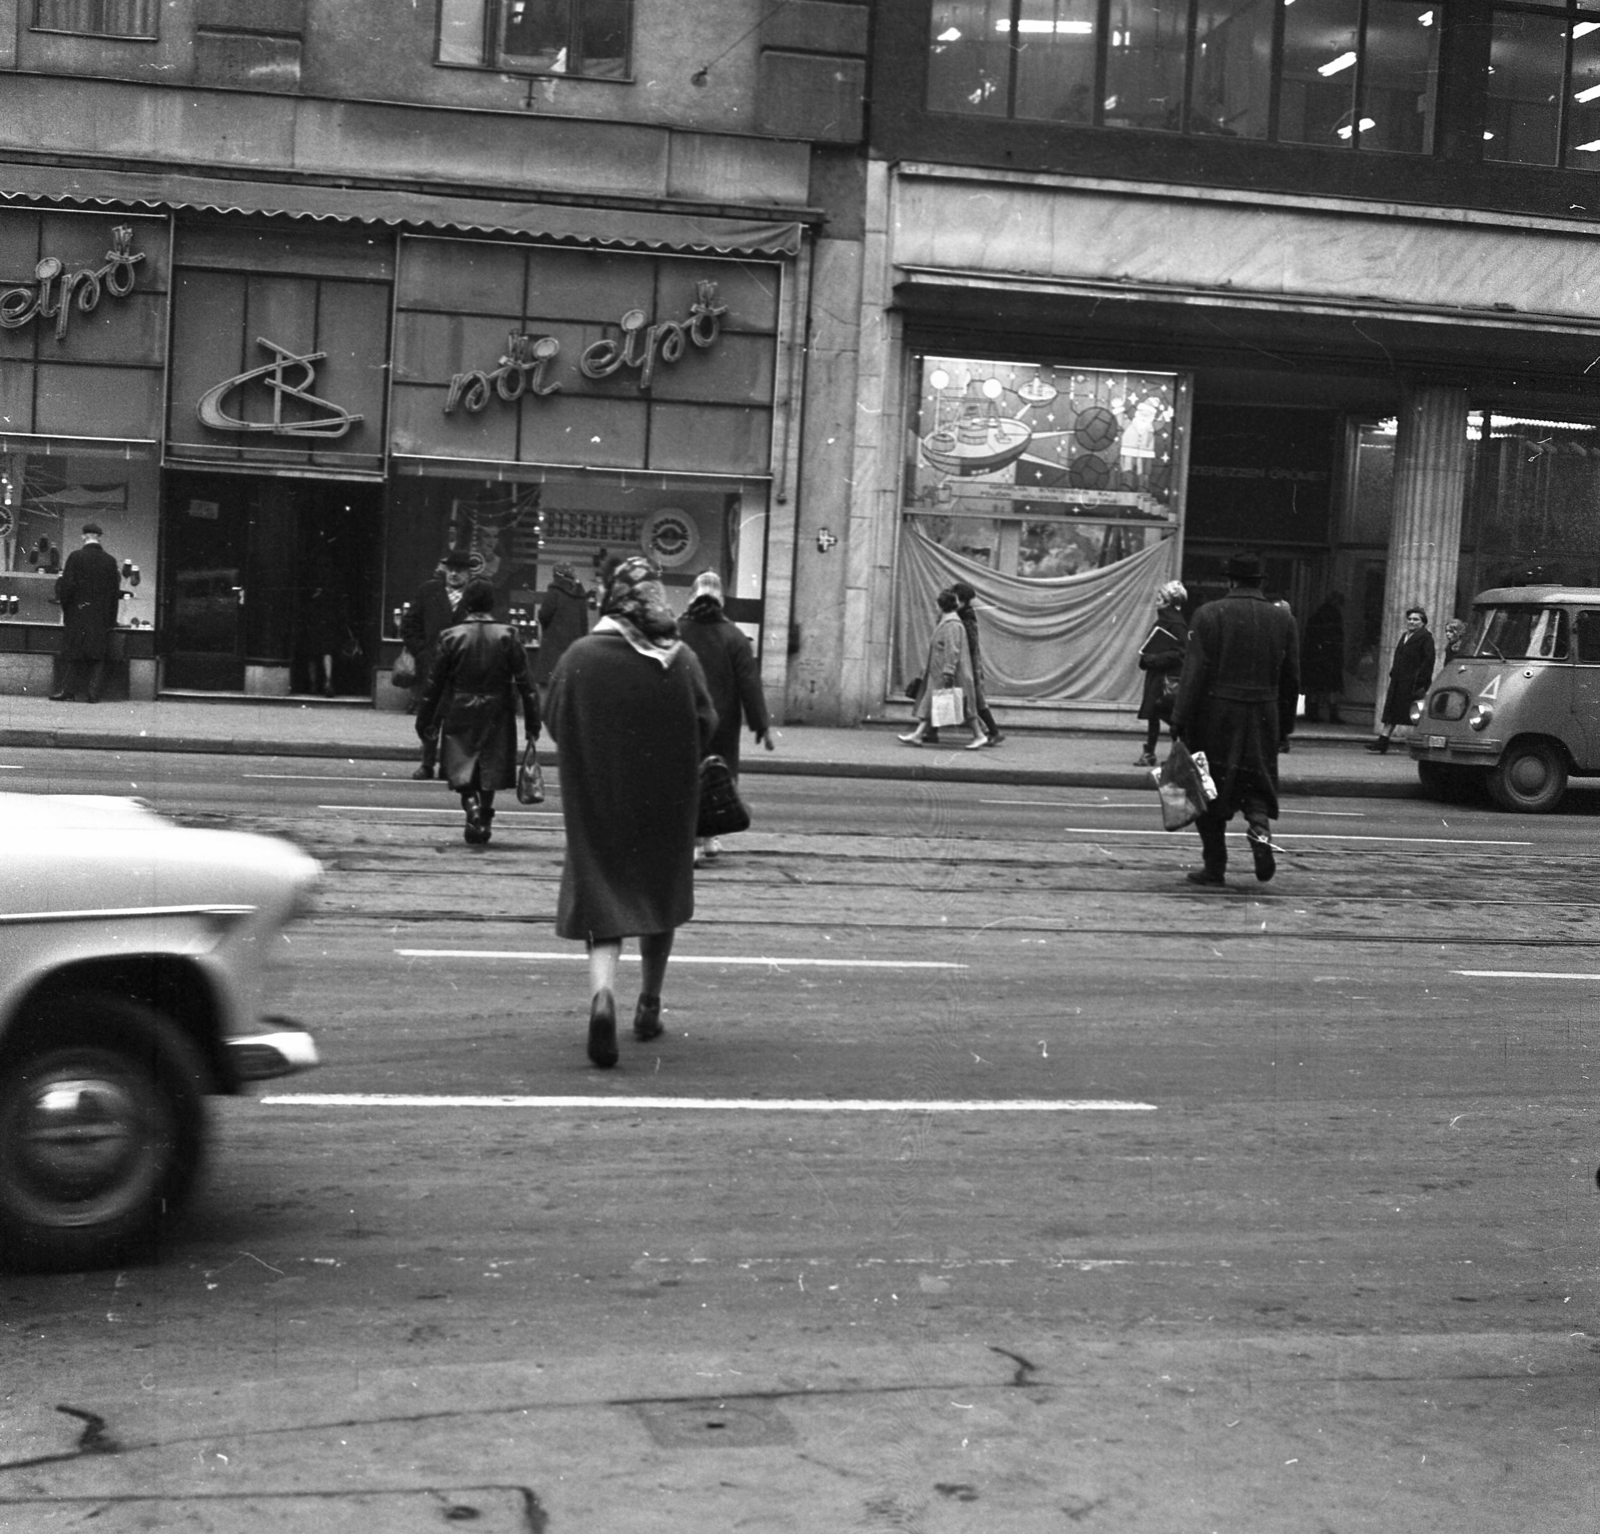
(50, 521, 121, 703)
(401, 549, 473, 779)
(1171, 551, 1299, 887)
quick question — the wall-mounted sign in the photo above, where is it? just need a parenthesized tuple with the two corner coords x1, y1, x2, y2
(0, 226, 144, 342)
(640, 507, 700, 568)
(197, 337, 363, 439)
(445, 332, 562, 415)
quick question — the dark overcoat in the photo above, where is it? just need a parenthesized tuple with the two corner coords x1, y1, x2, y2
(415, 614, 538, 793)
(531, 575, 591, 689)
(1136, 606, 1188, 722)
(1172, 588, 1300, 819)
(546, 629, 717, 942)
(956, 604, 991, 709)
(1302, 599, 1346, 694)
(1380, 627, 1436, 726)
(679, 600, 768, 773)
(401, 577, 463, 679)
(55, 542, 120, 661)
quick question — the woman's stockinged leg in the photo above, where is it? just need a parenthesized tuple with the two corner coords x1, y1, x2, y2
(633, 930, 674, 1042)
(586, 938, 622, 1067)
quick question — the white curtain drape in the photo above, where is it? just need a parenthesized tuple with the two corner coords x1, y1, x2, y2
(892, 524, 1175, 704)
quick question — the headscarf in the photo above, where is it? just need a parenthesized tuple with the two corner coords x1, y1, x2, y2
(600, 555, 678, 649)
(686, 569, 724, 622)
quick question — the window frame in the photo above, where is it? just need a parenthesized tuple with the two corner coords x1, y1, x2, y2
(30, 0, 158, 40)
(435, 0, 635, 82)
(1484, 0, 1600, 169)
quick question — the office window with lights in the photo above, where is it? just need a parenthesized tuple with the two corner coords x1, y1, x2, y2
(437, 0, 632, 78)
(1486, 2, 1600, 166)
(925, 0, 1440, 151)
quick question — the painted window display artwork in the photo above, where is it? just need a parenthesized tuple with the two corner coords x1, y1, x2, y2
(905, 357, 1183, 579)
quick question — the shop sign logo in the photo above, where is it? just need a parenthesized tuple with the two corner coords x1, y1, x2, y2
(443, 281, 728, 415)
(197, 337, 363, 438)
(0, 225, 144, 342)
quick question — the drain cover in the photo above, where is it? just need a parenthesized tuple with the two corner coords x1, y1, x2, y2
(633, 1397, 796, 1449)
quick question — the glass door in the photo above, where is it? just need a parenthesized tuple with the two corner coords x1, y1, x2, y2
(161, 472, 249, 692)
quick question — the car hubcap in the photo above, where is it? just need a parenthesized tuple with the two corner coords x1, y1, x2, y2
(7, 1069, 156, 1224)
(1510, 755, 1549, 795)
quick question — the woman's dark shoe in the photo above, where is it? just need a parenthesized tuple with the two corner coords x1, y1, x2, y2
(1247, 826, 1277, 883)
(464, 803, 490, 844)
(633, 993, 663, 1042)
(588, 989, 619, 1067)
(1135, 750, 1157, 767)
(1365, 735, 1389, 754)
(1185, 866, 1226, 887)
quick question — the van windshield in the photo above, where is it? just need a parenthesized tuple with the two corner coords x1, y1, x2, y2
(1462, 605, 1569, 661)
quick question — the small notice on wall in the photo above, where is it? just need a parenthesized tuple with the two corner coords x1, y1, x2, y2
(187, 500, 220, 521)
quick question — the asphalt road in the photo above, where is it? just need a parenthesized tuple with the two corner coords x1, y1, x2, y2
(3, 751, 1598, 1532)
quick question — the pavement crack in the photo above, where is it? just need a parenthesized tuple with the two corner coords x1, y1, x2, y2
(989, 1346, 1040, 1386)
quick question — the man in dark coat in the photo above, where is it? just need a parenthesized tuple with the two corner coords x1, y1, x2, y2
(401, 550, 472, 778)
(51, 522, 121, 703)
(531, 561, 591, 694)
(1172, 551, 1300, 887)
(1302, 591, 1346, 723)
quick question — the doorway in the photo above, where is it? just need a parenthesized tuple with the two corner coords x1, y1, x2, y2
(161, 471, 382, 696)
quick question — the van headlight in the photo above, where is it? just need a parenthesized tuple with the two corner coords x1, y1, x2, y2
(1469, 703, 1494, 731)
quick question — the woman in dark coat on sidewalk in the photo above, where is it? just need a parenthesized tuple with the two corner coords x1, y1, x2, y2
(545, 557, 718, 1069)
(531, 561, 590, 694)
(415, 579, 539, 845)
(679, 570, 770, 861)
(1369, 605, 1435, 753)
(1135, 579, 1188, 765)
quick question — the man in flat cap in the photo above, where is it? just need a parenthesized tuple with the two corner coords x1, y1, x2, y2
(401, 549, 474, 778)
(1171, 551, 1300, 886)
(51, 521, 121, 703)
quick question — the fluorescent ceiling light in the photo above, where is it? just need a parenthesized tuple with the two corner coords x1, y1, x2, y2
(997, 18, 1093, 31)
(1418, 8, 1433, 23)
(1318, 50, 1358, 76)
(1336, 117, 1377, 138)
(1574, 138, 1600, 151)
(1483, 130, 1495, 140)
(937, 26, 961, 41)
(1576, 82, 1600, 102)
(1576, 20, 1600, 35)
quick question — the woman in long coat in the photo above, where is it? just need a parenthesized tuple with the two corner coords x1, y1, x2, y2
(1369, 605, 1435, 753)
(898, 587, 988, 749)
(545, 557, 717, 1069)
(530, 561, 590, 694)
(416, 578, 539, 845)
(1135, 579, 1188, 765)
(679, 570, 770, 861)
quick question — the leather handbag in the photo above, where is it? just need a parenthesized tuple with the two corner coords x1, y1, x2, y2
(391, 648, 418, 687)
(697, 755, 750, 838)
(515, 742, 545, 805)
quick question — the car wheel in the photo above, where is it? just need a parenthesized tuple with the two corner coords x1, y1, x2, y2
(1417, 760, 1487, 804)
(0, 997, 207, 1272)
(1488, 739, 1569, 814)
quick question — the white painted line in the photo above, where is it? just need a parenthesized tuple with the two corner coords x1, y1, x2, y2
(982, 799, 1362, 817)
(0, 764, 22, 770)
(264, 1093, 1156, 1112)
(1062, 827, 1530, 846)
(1455, 970, 1600, 980)
(246, 773, 430, 783)
(319, 804, 561, 818)
(396, 948, 968, 969)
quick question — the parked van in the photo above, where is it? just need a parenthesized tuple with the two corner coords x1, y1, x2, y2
(1411, 586, 1600, 811)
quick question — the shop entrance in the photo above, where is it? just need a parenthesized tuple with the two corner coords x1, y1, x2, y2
(160, 471, 382, 696)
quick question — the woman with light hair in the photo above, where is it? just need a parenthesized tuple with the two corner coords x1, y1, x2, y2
(1135, 578, 1189, 766)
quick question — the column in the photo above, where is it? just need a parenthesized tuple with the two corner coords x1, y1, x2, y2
(1375, 382, 1470, 730)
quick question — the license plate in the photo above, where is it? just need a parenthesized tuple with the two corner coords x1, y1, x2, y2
(1428, 735, 1447, 750)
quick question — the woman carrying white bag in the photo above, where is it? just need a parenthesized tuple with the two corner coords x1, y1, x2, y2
(899, 587, 990, 750)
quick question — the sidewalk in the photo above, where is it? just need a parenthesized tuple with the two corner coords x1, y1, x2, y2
(0, 692, 1423, 799)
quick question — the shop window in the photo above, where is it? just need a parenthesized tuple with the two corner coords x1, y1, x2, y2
(437, 0, 632, 78)
(32, 0, 156, 36)
(926, 0, 1439, 151)
(1484, 2, 1600, 168)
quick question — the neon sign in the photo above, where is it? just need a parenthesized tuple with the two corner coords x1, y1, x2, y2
(0, 226, 144, 342)
(197, 337, 363, 438)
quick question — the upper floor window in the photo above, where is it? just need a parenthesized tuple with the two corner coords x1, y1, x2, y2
(926, 0, 1440, 153)
(1486, 2, 1600, 167)
(32, 0, 156, 37)
(438, 0, 632, 78)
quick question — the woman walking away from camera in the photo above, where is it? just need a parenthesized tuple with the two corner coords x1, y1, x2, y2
(416, 578, 539, 846)
(546, 557, 717, 1069)
(679, 570, 770, 864)
(1368, 605, 1435, 754)
(899, 588, 988, 749)
(531, 560, 591, 700)
(1135, 579, 1188, 766)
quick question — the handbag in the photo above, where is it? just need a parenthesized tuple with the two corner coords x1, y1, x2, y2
(1152, 739, 1212, 831)
(515, 741, 545, 805)
(929, 686, 964, 729)
(697, 754, 750, 838)
(391, 648, 418, 688)
(905, 676, 923, 701)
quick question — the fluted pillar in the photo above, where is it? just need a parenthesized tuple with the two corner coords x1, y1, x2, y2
(1375, 383, 1470, 729)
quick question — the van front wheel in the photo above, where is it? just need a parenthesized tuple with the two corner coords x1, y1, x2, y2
(1489, 740, 1568, 813)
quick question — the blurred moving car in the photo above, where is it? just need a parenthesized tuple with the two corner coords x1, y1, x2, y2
(0, 793, 320, 1271)
(1412, 586, 1600, 812)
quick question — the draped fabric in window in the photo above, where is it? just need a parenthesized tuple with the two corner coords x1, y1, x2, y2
(893, 524, 1173, 704)
(33, 0, 156, 35)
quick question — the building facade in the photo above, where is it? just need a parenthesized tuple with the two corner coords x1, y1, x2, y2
(0, 0, 868, 706)
(784, 0, 1600, 727)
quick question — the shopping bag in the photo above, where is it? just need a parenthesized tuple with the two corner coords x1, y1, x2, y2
(929, 686, 964, 729)
(391, 648, 418, 688)
(1151, 739, 1212, 831)
(515, 742, 545, 805)
(697, 755, 751, 838)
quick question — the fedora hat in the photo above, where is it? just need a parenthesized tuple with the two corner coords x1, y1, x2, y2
(1223, 551, 1263, 581)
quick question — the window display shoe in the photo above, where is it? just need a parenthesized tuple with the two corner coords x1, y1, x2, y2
(587, 989, 619, 1068)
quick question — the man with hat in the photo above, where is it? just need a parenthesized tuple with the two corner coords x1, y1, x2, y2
(1171, 551, 1299, 886)
(51, 521, 121, 703)
(401, 549, 473, 779)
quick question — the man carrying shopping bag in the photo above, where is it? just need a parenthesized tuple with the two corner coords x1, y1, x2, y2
(1170, 552, 1299, 887)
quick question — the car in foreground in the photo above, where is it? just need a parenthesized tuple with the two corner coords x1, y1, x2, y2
(0, 793, 319, 1271)
(1411, 586, 1600, 812)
